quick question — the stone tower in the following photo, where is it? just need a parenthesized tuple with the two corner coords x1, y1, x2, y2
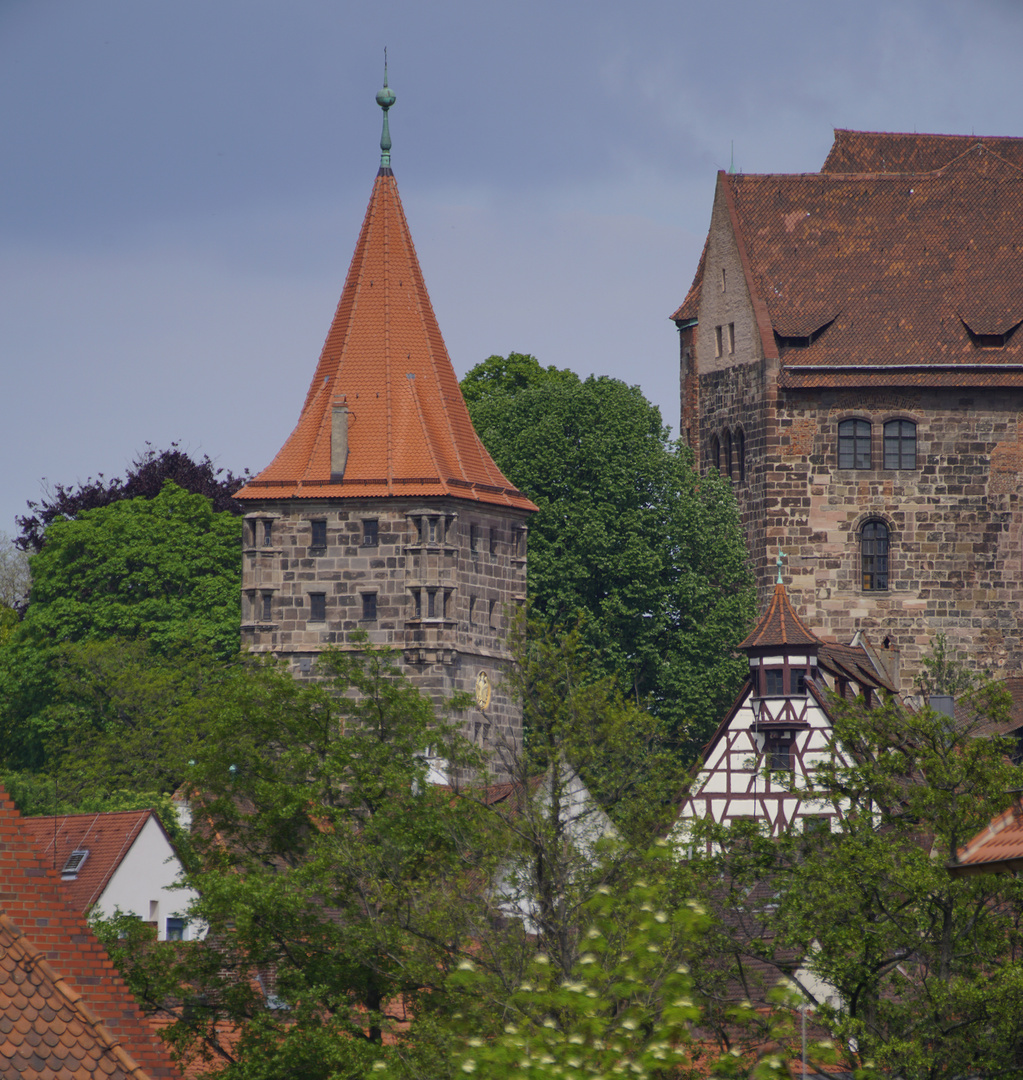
(235, 74, 536, 777)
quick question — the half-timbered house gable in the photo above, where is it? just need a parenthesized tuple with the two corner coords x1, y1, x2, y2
(675, 577, 897, 844)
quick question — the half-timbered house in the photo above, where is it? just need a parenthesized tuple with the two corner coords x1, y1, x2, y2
(675, 568, 896, 843)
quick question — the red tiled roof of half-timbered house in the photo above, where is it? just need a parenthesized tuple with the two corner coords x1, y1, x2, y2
(821, 128, 1023, 174)
(0, 787, 179, 1079)
(236, 91, 535, 514)
(737, 581, 821, 652)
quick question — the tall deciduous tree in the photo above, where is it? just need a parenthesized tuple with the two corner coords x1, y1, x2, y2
(0, 482, 241, 771)
(17, 442, 246, 553)
(461, 354, 755, 750)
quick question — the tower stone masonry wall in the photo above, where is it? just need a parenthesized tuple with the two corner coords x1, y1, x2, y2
(241, 497, 528, 778)
(699, 363, 1023, 690)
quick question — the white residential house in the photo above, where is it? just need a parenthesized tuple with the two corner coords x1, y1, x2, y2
(22, 808, 200, 941)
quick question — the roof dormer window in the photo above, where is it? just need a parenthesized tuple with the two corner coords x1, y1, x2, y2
(62, 849, 89, 878)
(961, 318, 1022, 350)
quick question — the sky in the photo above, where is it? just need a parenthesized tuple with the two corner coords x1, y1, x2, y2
(3, 0, 1023, 536)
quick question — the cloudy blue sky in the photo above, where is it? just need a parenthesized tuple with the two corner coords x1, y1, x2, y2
(3, 0, 1023, 534)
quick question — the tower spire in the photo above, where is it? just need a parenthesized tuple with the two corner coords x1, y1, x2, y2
(376, 48, 396, 173)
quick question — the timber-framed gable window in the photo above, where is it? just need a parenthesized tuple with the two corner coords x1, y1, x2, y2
(861, 520, 889, 592)
(838, 419, 871, 469)
(765, 734, 793, 771)
(883, 419, 916, 470)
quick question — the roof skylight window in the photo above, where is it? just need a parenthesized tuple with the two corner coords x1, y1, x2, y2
(61, 849, 89, 877)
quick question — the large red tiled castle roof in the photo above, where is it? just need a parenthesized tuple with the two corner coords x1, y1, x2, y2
(0, 788, 179, 1078)
(237, 166, 535, 512)
(673, 130, 1023, 390)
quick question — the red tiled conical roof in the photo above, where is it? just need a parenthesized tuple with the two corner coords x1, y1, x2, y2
(737, 582, 821, 651)
(237, 169, 536, 512)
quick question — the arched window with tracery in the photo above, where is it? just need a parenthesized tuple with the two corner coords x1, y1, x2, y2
(861, 520, 889, 591)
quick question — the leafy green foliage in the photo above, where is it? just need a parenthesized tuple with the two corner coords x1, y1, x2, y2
(0, 482, 241, 771)
(21, 481, 241, 657)
(462, 354, 755, 750)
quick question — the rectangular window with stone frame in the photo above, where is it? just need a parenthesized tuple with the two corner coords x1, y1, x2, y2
(362, 592, 377, 621)
(310, 520, 327, 549)
(309, 592, 326, 622)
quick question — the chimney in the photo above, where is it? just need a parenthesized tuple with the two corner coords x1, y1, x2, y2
(331, 402, 349, 481)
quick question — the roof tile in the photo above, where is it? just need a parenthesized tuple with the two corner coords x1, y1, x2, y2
(237, 169, 536, 514)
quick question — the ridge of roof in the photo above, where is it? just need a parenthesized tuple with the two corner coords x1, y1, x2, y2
(0, 789, 179, 1078)
(737, 582, 821, 651)
(237, 169, 536, 513)
(22, 808, 160, 914)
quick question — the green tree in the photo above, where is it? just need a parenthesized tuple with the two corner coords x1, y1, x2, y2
(0, 481, 241, 772)
(692, 676, 1023, 1079)
(462, 355, 755, 749)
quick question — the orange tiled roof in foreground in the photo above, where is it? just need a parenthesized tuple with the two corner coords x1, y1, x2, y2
(237, 167, 536, 513)
(737, 581, 821, 651)
(949, 800, 1023, 877)
(0, 787, 179, 1078)
(22, 809, 158, 914)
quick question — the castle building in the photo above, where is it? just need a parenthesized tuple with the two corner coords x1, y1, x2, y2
(674, 130, 1023, 690)
(235, 76, 536, 776)
(675, 565, 895, 842)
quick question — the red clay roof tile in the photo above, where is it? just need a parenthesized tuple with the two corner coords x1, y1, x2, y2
(0, 789, 179, 1078)
(822, 129, 1023, 174)
(237, 170, 536, 513)
(737, 582, 821, 651)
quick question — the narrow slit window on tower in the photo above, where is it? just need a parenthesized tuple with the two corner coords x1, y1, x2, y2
(470, 524, 479, 552)
(488, 599, 497, 628)
(724, 430, 733, 480)
(427, 589, 436, 618)
(489, 528, 497, 556)
(862, 520, 890, 592)
(469, 596, 475, 625)
(710, 434, 721, 472)
(714, 325, 723, 358)
(262, 520, 273, 547)
(737, 429, 746, 482)
(261, 592, 273, 622)
(414, 590, 422, 618)
(309, 593, 326, 623)
(727, 322, 735, 354)
(428, 517, 438, 544)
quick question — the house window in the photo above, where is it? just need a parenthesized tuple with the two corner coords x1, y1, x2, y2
(362, 593, 377, 621)
(862, 520, 889, 591)
(883, 420, 916, 470)
(262, 520, 273, 547)
(714, 325, 723, 358)
(309, 593, 326, 622)
(166, 918, 185, 942)
(261, 592, 273, 622)
(362, 519, 378, 547)
(764, 668, 784, 696)
(736, 428, 746, 482)
(766, 735, 793, 771)
(794, 669, 808, 696)
(310, 520, 327, 548)
(838, 419, 871, 469)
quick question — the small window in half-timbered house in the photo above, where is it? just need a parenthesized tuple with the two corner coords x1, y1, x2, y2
(764, 668, 784, 696)
(765, 734, 792, 771)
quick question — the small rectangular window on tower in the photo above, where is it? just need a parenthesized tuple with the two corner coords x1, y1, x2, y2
(469, 596, 475, 624)
(311, 520, 327, 548)
(470, 524, 479, 552)
(488, 599, 497, 629)
(714, 326, 723, 358)
(362, 519, 378, 547)
(261, 592, 273, 622)
(489, 528, 497, 556)
(720, 267, 727, 292)
(727, 323, 735, 354)
(427, 589, 436, 618)
(262, 520, 273, 547)
(309, 593, 326, 622)
(362, 592, 377, 621)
